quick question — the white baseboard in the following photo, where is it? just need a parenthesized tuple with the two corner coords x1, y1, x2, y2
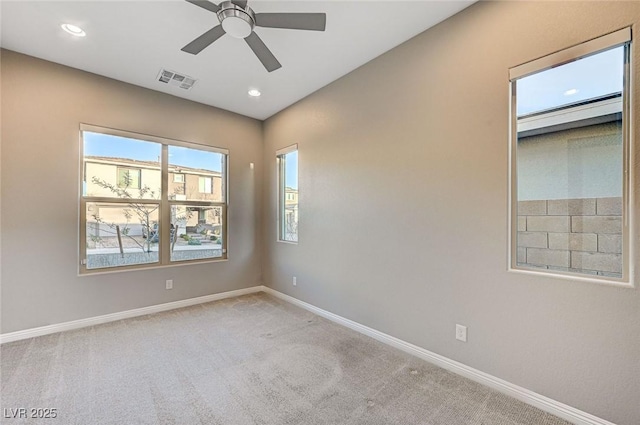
(0, 286, 263, 344)
(262, 287, 615, 425)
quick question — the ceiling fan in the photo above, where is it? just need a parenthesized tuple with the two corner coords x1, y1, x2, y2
(181, 0, 326, 72)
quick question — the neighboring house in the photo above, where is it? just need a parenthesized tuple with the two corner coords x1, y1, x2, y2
(84, 156, 223, 238)
(284, 186, 298, 237)
(517, 94, 622, 201)
(515, 95, 623, 276)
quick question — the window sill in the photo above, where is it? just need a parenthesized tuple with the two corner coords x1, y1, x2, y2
(507, 266, 634, 289)
(277, 240, 298, 245)
(78, 257, 229, 277)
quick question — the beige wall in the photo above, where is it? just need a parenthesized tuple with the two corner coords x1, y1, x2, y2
(262, 2, 639, 424)
(1, 50, 263, 333)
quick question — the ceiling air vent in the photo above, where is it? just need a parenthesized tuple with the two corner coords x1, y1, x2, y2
(157, 69, 197, 90)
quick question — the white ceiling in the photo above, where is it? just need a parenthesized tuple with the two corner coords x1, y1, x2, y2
(1, 0, 476, 120)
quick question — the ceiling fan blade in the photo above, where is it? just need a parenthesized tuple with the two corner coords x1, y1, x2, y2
(181, 25, 226, 55)
(230, 0, 247, 8)
(244, 32, 282, 72)
(255, 13, 326, 31)
(185, 0, 221, 13)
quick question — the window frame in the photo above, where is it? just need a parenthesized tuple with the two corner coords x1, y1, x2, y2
(276, 144, 298, 244)
(508, 27, 634, 287)
(79, 124, 229, 275)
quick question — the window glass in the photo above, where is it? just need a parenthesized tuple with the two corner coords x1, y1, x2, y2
(117, 168, 141, 189)
(81, 127, 227, 273)
(168, 145, 223, 202)
(278, 148, 298, 242)
(170, 205, 224, 262)
(198, 177, 212, 194)
(83, 132, 160, 200)
(85, 202, 159, 269)
(517, 47, 624, 116)
(511, 35, 630, 282)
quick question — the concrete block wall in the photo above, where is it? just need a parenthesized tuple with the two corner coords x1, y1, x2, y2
(517, 197, 622, 278)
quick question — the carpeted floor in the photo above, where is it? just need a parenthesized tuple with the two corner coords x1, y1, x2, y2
(1, 293, 571, 425)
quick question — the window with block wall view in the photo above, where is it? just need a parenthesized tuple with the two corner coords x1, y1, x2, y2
(509, 28, 632, 283)
(277, 145, 298, 243)
(80, 125, 227, 273)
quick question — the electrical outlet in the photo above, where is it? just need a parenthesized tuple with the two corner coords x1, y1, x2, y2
(455, 324, 467, 342)
(166, 279, 173, 290)
(292, 276, 297, 286)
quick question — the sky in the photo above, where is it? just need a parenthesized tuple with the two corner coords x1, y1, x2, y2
(517, 46, 623, 116)
(84, 132, 223, 172)
(168, 145, 222, 172)
(284, 150, 298, 189)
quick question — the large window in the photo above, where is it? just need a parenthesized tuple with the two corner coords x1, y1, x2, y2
(509, 28, 632, 284)
(277, 145, 298, 243)
(80, 125, 228, 273)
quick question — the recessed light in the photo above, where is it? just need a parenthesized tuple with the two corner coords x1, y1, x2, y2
(564, 88, 579, 96)
(248, 89, 261, 97)
(61, 23, 86, 37)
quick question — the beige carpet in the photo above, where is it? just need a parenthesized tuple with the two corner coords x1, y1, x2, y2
(1, 293, 571, 424)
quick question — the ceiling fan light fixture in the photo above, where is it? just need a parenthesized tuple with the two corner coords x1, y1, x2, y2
(217, 1, 255, 39)
(221, 16, 252, 38)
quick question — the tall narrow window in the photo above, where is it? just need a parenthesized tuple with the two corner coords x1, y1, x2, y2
(509, 28, 632, 284)
(80, 125, 228, 273)
(277, 145, 298, 243)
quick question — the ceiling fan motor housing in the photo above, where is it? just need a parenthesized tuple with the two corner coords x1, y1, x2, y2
(217, 1, 255, 39)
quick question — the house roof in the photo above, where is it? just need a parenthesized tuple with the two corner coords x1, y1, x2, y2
(85, 156, 222, 176)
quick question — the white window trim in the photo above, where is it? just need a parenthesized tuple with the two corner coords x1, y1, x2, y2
(509, 27, 630, 80)
(507, 28, 634, 288)
(276, 144, 298, 157)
